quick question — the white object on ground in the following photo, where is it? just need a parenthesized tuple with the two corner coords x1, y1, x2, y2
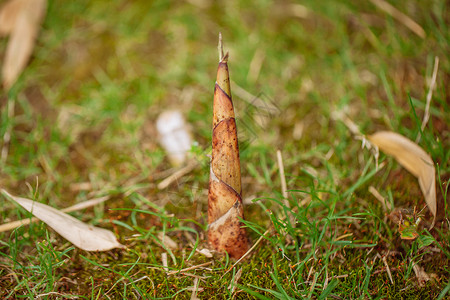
(156, 110, 192, 166)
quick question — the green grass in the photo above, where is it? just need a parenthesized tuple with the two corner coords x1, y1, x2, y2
(1, 0, 449, 298)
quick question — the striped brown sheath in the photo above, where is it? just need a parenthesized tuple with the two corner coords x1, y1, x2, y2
(207, 50, 249, 259)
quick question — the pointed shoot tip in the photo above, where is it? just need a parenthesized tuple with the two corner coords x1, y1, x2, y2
(218, 33, 224, 61)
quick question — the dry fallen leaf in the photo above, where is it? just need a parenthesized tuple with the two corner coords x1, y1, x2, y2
(1, 189, 124, 251)
(368, 131, 436, 225)
(1, 0, 47, 89)
(0, 195, 110, 233)
(0, 0, 25, 36)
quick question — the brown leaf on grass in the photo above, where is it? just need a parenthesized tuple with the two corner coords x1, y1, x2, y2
(0, 195, 110, 232)
(2, 189, 124, 251)
(1, 0, 47, 89)
(207, 34, 249, 259)
(368, 131, 436, 225)
(0, 0, 24, 36)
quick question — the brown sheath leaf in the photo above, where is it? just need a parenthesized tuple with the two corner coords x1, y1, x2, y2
(208, 200, 249, 260)
(216, 55, 231, 97)
(211, 118, 241, 194)
(213, 83, 235, 128)
(2, 0, 47, 89)
(208, 173, 242, 224)
(208, 37, 249, 259)
(368, 131, 436, 223)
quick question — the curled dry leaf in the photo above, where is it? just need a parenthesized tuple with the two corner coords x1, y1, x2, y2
(368, 131, 436, 225)
(1, 0, 47, 89)
(207, 35, 249, 259)
(2, 189, 124, 251)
